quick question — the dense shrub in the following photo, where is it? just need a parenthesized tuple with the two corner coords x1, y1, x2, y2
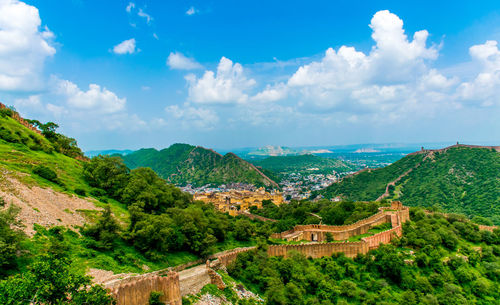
(74, 188, 86, 196)
(32, 165, 59, 184)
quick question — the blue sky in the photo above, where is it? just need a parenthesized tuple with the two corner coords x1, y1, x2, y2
(0, 0, 499, 150)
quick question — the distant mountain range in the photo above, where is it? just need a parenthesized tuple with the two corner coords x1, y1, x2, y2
(320, 144, 500, 224)
(85, 149, 133, 157)
(251, 154, 355, 176)
(119, 143, 278, 187)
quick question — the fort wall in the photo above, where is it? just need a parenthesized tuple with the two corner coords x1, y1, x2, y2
(0, 102, 42, 135)
(107, 271, 181, 305)
(103, 202, 409, 303)
(478, 225, 499, 232)
(267, 241, 369, 258)
(272, 202, 409, 243)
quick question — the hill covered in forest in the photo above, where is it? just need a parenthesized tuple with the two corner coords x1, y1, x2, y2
(120, 144, 278, 187)
(251, 154, 355, 176)
(320, 145, 500, 224)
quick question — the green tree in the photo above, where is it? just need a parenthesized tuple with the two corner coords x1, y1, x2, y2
(82, 205, 121, 250)
(234, 219, 255, 241)
(0, 252, 115, 304)
(0, 205, 26, 277)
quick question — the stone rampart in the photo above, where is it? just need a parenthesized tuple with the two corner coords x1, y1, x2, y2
(362, 225, 402, 250)
(0, 103, 42, 135)
(274, 202, 409, 243)
(107, 271, 181, 305)
(211, 246, 257, 266)
(267, 242, 369, 258)
(478, 225, 499, 232)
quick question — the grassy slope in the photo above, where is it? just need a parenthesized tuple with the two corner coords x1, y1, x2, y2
(122, 144, 278, 187)
(397, 147, 500, 222)
(320, 153, 425, 200)
(252, 154, 355, 175)
(321, 147, 500, 224)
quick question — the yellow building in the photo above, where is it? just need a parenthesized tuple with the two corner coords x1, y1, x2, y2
(194, 187, 284, 215)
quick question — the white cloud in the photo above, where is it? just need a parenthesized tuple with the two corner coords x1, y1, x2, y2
(54, 78, 126, 114)
(186, 57, 256, 104)
(126, 2, 135, 13)
(457, 40, 500, 107)
(137, 8, 152, 24)
(0, 0, 56, 91)
(112, 38, 136, 54)
(165, 103, 219, 129)
(186, 6, 197, 16)
(251, 83, 288, 102)
(275, 9, 448, 118)
(167, 52, 203, 70)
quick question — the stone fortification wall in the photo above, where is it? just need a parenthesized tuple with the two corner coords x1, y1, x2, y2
(212, 246, 257, 267)
(104, 203, 410, 303)
(107, 271, 181, 305)
(272, 202, 409, 243)
(478, 225, 499, 232)
(267, 242, 369, 258)
(0, 103, 42, 135)
(408, 143, 500, 155)
(362, 225, 402, 250)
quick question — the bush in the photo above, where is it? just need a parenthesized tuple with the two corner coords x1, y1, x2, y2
(74, 188, 86, 196)
(32, 165, 59, 184)
(149, 291, 163, 305)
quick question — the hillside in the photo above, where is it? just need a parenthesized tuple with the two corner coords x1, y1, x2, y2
(121, 144, 279, 187)
(0, 108, 268, 280)
(320, 145, 500, 224)
(252, 153, 355, 176)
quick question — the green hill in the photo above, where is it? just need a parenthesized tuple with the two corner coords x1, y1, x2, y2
(320, 145, 500, 224)
(121, 144, 279, 187)
(252, 153, 355, 176)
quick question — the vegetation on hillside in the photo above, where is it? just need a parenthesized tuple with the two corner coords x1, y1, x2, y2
(121, 144, 278, 187)
(396, 148, 500, 224)
(228, 209, 500, 305)
(319, 153, 424, 201)
(251, 154, 355, 177)
(320, 147, 500, 224)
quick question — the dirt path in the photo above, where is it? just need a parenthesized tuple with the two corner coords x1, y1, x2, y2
(0, 171, 100, 236)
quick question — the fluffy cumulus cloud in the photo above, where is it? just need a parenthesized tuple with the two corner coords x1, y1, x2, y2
(0, 0, 55, 91)
(165, 103, 219, 129)
(457, 40, 500, 107)
(14, 78, 146, 132)
(286, 10, 444, 113)
(53, 78, 126, 114)
(167, 52, 203, 70)
(251, 83, 288, 102)
(175, 9, 500, 131)
(113, 38, 136, 54)
(186, 57, 256, 104)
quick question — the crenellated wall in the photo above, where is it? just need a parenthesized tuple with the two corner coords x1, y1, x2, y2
(267, 241, 369, 258)
(102, 202, 410, 303)
(106, 271, 181, 305)
(478, 225, 499, 232)
(272, 202, 409, 243)
(0, 102, 42, 135)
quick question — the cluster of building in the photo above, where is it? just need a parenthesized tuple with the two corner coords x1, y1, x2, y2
(280, 172, 340, 200)
(192, 186, 284, 216)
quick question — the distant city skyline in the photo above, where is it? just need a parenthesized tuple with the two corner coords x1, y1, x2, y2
(0, 0, 499, 150)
